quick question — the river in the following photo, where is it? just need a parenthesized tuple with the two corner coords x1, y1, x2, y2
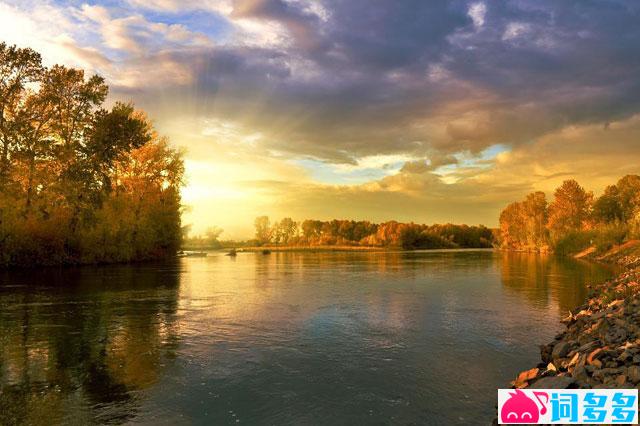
(0, 250, 616, 425)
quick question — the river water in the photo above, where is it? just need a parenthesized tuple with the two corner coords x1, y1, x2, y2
(0, 250, 616, 425)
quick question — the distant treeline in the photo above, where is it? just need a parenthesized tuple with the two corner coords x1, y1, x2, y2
(499, 175, 640, 254)
(250, 217, 495, 249)
(0, 43, 183, 266)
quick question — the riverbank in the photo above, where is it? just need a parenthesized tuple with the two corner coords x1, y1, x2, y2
(506, 242, 640, 391)
(228, 246, 497, 253)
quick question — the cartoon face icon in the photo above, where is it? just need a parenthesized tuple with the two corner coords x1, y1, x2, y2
(501, 390, 548, 424)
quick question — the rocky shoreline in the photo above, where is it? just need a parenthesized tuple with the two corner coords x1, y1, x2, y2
(505, 249, 640, 392)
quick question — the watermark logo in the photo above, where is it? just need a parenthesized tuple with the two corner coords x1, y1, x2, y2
(498, 388, 638, 424)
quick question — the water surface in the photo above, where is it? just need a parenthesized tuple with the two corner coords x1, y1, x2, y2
(0, 250, 616, 425)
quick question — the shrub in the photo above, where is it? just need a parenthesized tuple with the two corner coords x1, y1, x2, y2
(593, 222, 628, 253)
(553, 230, 596, 255)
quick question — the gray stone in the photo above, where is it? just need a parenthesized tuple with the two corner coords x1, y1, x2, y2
(618, 351, 632, 362)
(529, 375, 576, 389)
(552, 341, 570, 359)
(577, 341, 597, 353)
(571, 365, 589, 382)
(592, 367, 624, 380)
(627, 365, 640, 384)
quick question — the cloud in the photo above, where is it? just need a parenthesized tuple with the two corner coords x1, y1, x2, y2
(3, 0, 640, 235)
(125, 0, 233, 14)
(16, 0, 640, 163)
(468, 2, 486, 28)
(80, 4, 212, 54)
(502, 22, 530, 41)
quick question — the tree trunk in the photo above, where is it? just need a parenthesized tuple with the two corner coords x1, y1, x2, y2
(25, 151, 35, 213)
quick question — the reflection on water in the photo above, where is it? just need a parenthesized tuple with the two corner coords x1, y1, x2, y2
(498, 252, 615, 314)
(0, 251, 616, 425)
(0, 264, 181, 425)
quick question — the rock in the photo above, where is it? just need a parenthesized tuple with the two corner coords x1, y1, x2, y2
(627, 365, 640, 384)
(500, 262, 640, 418)
(561, 312, 576, 324)
(540, 344, 554, 364)
(618, 342, 632, 350)
(552, 341, 571, 359)
(605, 327, 628, 344)
(571, 365, 589, 382)
(577, 341, 597, 353)
(592, 367, 624, 381)
(609, 300, 624, 309)
(587, 348, 605, 365)
(513, 367, 539, 388)
(567, 352, 580, 367)
(529, 375, 576, 389)
(617, 350, 632, 362)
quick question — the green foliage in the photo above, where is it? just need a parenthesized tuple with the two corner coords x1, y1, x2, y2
(398, 227, 456, 250)
(592, 185, 623, 223)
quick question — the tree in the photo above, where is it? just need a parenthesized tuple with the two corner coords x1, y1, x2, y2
(254, 216, 271, 245)
(205, 227, 224, 245)
(276, 217, 297, 244)
(0, 43, 44, 190)
(615, 175, 640, 222)
(523, 191, 548, 248)
(547, 180, 593, 240)
(301, 219, 322, 242)
(593, 185, 623, 223)
(85, 102, 153, 193)
(499, 201, 526, 249)
(0, 43, 184, 266)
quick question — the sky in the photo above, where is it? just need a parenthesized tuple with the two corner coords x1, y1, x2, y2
(2, 0, 640, 238)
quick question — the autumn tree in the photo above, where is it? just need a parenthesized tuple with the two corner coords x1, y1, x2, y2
(0, 42, 44, 191)
(0, 43, 184, 266)
(499, 201, 527, 249)
(614, 175, 640, 222)
(274, 217, 297, 245)
(547, 180, 593, 240)
(254, 216, 271, 245)
(522, 191, 548, 248)
(301, 219, 322, 243)
(498, 191, 549, 250)
(592, 185, 623, 223)
(86, 102, 153, 193)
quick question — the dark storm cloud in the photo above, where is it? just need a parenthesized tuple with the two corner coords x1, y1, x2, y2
(318, 0, 469, 70)
(445, 1, 640, 122)
(114, 0, 640, 163)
